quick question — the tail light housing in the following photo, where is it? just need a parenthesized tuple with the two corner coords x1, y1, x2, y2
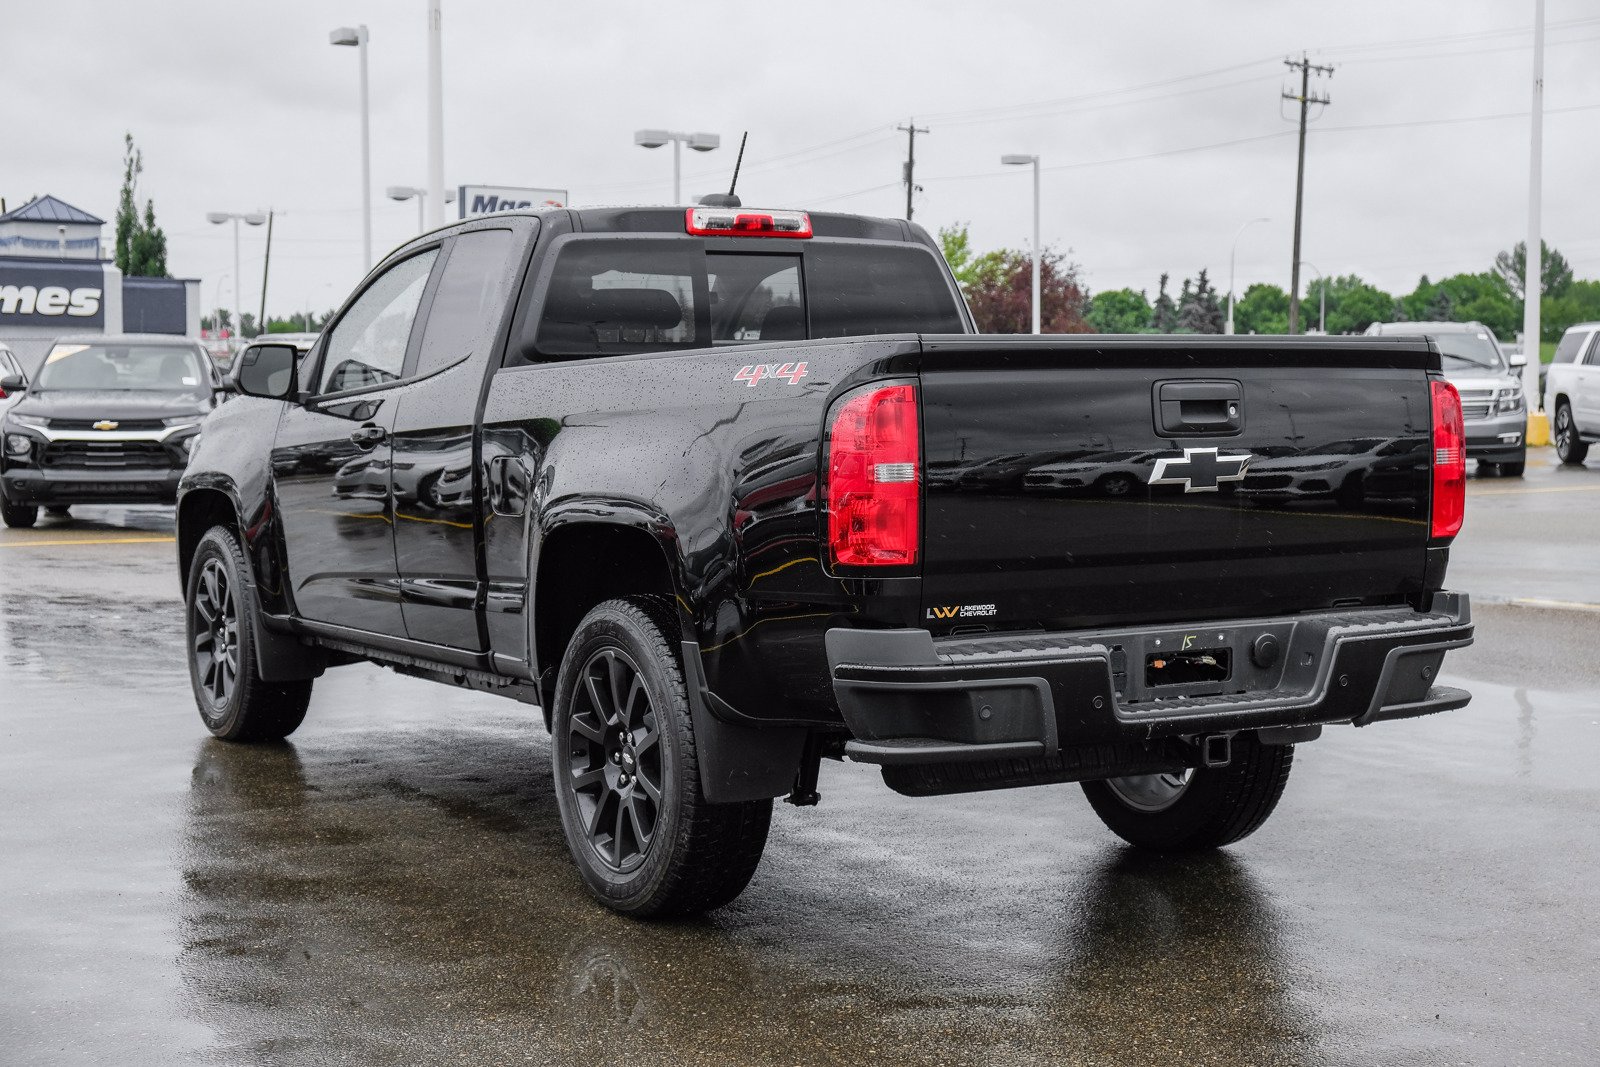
(826, 382, 920, 567)
(1430, 378, 1466, 539)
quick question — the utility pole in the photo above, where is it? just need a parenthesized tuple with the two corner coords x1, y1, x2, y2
(258, 210, 274, 332)
(897, 120, 929, 221)
(1283, 53, 1333, 335)
(1522, 0, 1545, 406)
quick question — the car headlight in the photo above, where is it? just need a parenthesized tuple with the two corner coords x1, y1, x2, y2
(4, 433, 32, 457)
(163, 414, 205, 428)
(1496, 385, 1525, 415)
(9, 413, 47, 428)
(181, 434, 200, 457)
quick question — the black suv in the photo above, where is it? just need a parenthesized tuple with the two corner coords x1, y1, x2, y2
(0, 333, 221, 527)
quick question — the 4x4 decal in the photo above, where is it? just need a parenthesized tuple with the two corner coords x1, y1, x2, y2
(735, 361, 808, 387)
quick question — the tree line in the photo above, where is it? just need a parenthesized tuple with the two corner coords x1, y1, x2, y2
(940, 224, 1600, 347)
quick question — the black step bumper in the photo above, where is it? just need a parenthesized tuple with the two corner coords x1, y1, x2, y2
(2, 466, 183, 505)
(826, 592, 1473, 766)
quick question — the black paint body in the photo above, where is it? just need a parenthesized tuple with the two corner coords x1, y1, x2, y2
(177, 207, 1463, 789)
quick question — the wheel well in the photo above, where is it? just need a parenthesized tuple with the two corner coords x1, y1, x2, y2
(533, 522, 677, 697)
(177, 489, 239, 593)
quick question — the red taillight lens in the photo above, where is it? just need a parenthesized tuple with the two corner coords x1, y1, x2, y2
(827, 383, 920, 567)
(1430, 378, 1466, 539)
(685, 207, 812, 238)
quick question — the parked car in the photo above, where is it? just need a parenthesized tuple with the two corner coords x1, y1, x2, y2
(0, 334, 222, 527)
(1365, 320, 1527, 476)
(1543, 322, 1600, 466)
(178, 205, 1474, 917)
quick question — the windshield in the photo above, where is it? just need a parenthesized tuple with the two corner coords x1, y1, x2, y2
(35, 343, 208, 392)
(1432, 331, 1503, 371)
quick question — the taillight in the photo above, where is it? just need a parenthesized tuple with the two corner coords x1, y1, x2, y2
(1430, 378, 1466, 539)
(826, 383, 919, 567)
(685, 207, 812, 238)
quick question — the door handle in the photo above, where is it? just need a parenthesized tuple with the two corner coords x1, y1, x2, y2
(1156, 380, 1244, 436)
(349, 424, 386, 449)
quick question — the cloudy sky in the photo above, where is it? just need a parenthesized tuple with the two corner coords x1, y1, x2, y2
(7, 0, 1599, 321)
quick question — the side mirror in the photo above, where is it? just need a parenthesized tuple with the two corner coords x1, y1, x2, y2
(1508, 352, 1528, 368)
(0, 374, 24, 398)
(232, 344, 298, 400)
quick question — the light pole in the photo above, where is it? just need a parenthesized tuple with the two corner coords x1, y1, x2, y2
(386, 186, 456, 233)
(1001, 154, 1041, 334)
(205, 211, 267, 340)
(426, 0, 445, 228)
(1227, 217, 1271, 335)
(1522, 0, 1545, 406)
(633, 130, 721, 203)
(1300, 261, 1326, 334)
(329, 25, 372, 269)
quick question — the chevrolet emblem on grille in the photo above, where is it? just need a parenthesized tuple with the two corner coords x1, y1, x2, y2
(93, 420, 119, 431)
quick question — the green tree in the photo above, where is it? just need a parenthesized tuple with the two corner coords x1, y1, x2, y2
(113, 133, 168, 277)
(1177, 268, 1224, 334)
(1151, 273, 1178, 333)
(1086, 288, 1153, 333)
(1301, 274, 1394, 335)
(938, 223, 1004, 296)
(1233, 283, 1289, 335)
(962, 247, 1091, 333)
(1541, 279, 1600, 342)
(1494, 239, 1573, 301)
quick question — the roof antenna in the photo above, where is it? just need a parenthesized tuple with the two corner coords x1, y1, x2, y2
(698, 132, 746, 208)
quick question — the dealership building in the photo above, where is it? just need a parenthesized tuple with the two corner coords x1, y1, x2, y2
(0, 195, 200, 372)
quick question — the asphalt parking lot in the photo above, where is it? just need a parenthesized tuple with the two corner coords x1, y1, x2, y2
(2, 451, 1597, 1066)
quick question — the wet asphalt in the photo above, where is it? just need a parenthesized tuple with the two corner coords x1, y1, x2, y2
(2, 453, 1598, 1066)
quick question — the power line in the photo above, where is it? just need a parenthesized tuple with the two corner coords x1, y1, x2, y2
(1283, 53, 1334, 335)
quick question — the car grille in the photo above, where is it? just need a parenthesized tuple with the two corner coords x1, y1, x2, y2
(1245, 473, 1293, 489)
(47, 418, 168, 431)
(41, 441, 174, 470)
(1457, 389, 1494, 421)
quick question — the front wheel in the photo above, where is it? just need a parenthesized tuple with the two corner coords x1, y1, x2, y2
(1, 500, 37, 528)
(186, 526, 312, 741)
(1081, 733, 1293, 851)
(551, 597, 772, 917)
(1554, 402, 1589, 466)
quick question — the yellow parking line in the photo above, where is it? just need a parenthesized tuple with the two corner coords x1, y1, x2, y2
(1503, 596, 1600, 613)
(1473, 484, 1600, 496)
(0, 536, 176, 548)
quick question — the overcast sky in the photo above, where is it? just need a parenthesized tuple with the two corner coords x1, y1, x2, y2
(7, 0, 1599, 321)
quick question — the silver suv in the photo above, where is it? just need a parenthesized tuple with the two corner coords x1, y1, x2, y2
(1365, 320, 1527, 476)
(1543, 323, 1598, 467)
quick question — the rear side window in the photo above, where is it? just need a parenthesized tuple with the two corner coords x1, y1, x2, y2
(1552, 329, 1590, 364)
(805, 244, 966, 337)
(534, 239, 703, 358)
(415, 229, 516, 377)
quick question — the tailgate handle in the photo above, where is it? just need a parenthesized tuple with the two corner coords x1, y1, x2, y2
(1157, 380, 1243, 436)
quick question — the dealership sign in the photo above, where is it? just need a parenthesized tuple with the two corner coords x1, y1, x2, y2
(0, 265, 104, 327)
(458, 184, 567, 219)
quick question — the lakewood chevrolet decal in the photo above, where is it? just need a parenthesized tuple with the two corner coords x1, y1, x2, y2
(926, 603, 998, 621)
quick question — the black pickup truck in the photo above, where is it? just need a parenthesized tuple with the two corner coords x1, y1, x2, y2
(177, 204, 1474, 916)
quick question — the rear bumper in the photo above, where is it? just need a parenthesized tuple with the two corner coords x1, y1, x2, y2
(1, 466, 182, 505)
(826, 592, 1473, 766)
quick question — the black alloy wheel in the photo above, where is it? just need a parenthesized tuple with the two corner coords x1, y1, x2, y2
(565, 648, 663, 874)
(191, 557, 241, 710)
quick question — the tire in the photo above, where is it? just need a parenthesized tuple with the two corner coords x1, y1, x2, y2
(1081, 733, 1293, 851)
(185, 526, 312, 742)
(1097, 473, 1136, 497)
(551, 596, 772, 917)
(1498, 459, 1525, 478)
(1554, 402, 1589, 466)
(1, 501, 37, 528)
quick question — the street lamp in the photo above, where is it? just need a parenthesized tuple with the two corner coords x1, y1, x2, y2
(1001, 154, 1041, 334)
(1226, 217, 1271, 335)
(205, 211, 267, 341)
(329, 24, 372, 269)
(386, 186, 457, 233)
(633, 129, 721, 204)
(1299, 260, 1327, 334)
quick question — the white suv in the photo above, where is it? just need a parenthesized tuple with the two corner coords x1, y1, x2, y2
(1544, 323, 1599, 466)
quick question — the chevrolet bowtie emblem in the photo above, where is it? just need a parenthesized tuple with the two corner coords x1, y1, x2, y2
(1148, 447, 1250, 493)
(93, 420, 119, 431)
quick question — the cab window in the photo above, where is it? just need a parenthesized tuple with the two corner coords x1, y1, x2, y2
(318, 250, 438, 394)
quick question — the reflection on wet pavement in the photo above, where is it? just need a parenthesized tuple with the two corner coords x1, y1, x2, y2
(2, 523, 1599, 1064)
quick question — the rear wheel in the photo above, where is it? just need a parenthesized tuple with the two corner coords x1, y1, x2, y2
(1081, 733, 1293, 851)
(551, 597, 772, 917)
(1, 501, 37, 528)
(1554, 402, 1589, 466)
(1497, 458, 1525, 478)
(186, 526, 312, 742)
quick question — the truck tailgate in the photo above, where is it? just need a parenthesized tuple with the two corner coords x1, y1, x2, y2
(916, 337, 1437, 631)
